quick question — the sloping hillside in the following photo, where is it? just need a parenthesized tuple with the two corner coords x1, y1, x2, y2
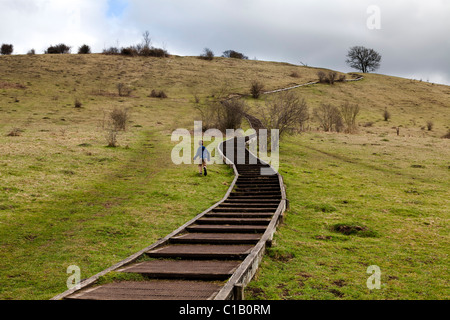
(0, 54, 448, 299)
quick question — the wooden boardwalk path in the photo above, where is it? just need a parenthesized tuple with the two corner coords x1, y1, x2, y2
(52, 134, 287, 300)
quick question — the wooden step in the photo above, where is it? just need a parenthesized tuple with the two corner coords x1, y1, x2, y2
(171, 232, 261, 244)
(218, 203, 279, 208)
(146, 244, 253, 259)
(227, 195, 281, 200)
(65, 280, 222, 300)
(186, 224, 267, 233)
(196, 217, 271, 225)
(119, 260, 241, 280)
(212, 207, 275, 213)
(206, 212, 274, 218)
(230, 192, 281, 196)
(223, 199, 280, 204)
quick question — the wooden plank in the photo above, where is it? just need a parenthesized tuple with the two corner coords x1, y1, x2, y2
(66, 280, 222, 300)
(171, 233, 261, 244)
(147, 244, 253, 259)
(119, 260, 240, 279)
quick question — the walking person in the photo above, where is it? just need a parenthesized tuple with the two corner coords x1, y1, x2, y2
(193, 140, 210, 176)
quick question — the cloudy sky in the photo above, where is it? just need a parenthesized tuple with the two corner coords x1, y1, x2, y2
(1, 0, 450, 85)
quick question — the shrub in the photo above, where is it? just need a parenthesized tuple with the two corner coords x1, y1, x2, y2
(102, 47, 120, 55)
(145, 47, 169, 57)
(149, 90, 168, 99)
(149, 90, 168, 98)
(45, 44, 71, 54)
(290, 71, 300, 78)
(260, 91, 309, 138)
(317, 71, 338, 84)
(317, 71, 327, 83)
(120, 46, 139, 56)
(339, 102, 360, 133)
(27, 49, 36, 55)
(6, 128, 22, 137)
(313, 103, 342, 132)
(383, 108, 391, 121)
(442, 130, 450, 139)
(78, 44, 91, 54)
(110, 107, 129, 131)
(117, 83, 133, 97)
(1, 44, 13, 55)
(74, 99, 82, 108)
(426, 121, 433, 131)
(250, 80, 265, 99)
(222, 50, 248, 59)
(196, 98, 248, 132)
(106, 129, 118, 147)
(218, 98, 248, 132)
(199, 48, 214, 61)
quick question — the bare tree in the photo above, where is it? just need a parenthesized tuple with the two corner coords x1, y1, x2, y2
(346, 46, 381, 73)
(260, 91, 309, 138)
(195, 97, 248, 132)
(314, 103, 342, 132)
(339, 102, 360, 133)
(199, 47, 214, 60)
(142, 30, 151, 49)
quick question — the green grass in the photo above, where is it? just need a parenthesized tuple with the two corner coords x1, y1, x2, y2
(245, 132, 449, 300)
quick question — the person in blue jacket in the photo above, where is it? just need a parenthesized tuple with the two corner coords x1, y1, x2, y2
(193, 140, 210, 176)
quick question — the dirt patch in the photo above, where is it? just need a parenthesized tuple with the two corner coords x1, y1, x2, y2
(333, 279, 346, 287)
(0, 82, 26, 89)
(330, 223, 378, 237)
(277, 284, 290, 299)
(315, 235, 333, 240)
(329, 288, 344, 298)
(267, 248, 295, 262)
(297, 272, 313, 279)
(246, 286, 267, 299)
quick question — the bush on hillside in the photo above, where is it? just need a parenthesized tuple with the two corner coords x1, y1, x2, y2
(45, 44, 71, 54)
(314, 103, 343, 132)
(1, 44, 13, 55)
(222, 50, 248, 60)
(103, 46, 120, 55)
(199, 48, 214, 61)
(78, 44, 91, 54)
(250, 80, 265, 99)
(149, 90, 168, 99)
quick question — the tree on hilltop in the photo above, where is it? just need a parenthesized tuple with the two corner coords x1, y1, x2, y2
(346, 46, 381, 73)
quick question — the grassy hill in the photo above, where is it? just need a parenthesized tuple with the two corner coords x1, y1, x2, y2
(0, 54, 448, 299)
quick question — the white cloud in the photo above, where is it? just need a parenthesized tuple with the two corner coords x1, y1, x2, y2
(0, 0, 115, 53)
